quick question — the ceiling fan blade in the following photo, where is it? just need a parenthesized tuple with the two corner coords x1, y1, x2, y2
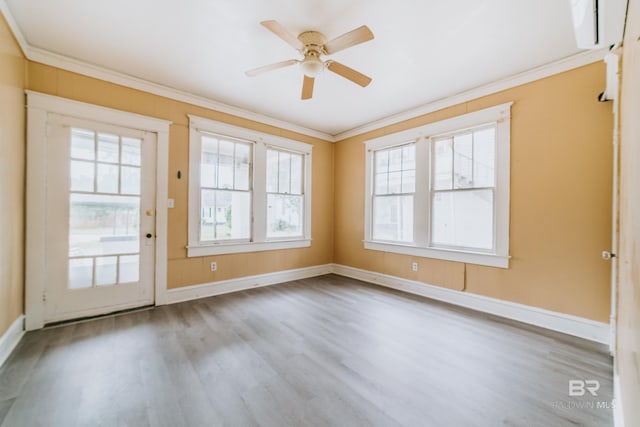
(301, 75, 315, 100)
(261, 20, 304, 51)
(326, 61, 372, 87)
(245, 59, 298, 77)
(324, 25, 374, 55)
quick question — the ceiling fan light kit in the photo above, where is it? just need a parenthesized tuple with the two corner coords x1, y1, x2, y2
(246, 20, 374, 100)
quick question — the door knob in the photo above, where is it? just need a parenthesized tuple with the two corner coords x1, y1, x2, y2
(146, 233, 153, 238)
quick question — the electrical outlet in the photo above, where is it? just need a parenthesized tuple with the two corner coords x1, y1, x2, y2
(412, 262, 418, 272)
(210, 262, 217, 272)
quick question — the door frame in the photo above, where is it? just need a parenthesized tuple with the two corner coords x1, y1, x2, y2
(25, 91, 172, 330)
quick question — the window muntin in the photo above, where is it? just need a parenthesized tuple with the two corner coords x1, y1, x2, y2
(372, 143, 416, 242)
(266, 148, 305, 239)
(431, 125, 496, 251)
(199, 135, 252, 242)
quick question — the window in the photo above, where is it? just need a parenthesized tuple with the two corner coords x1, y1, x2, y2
(188, 115, 312, 257)
(266, 149, 305, 239)
(364, 103, 511, 268)
(372, 143, 415, 242)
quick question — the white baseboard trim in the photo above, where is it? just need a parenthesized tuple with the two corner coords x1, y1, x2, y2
(613, 371, 625, 427)
(166, 264, 333, 304)
(0, 315, 25, 368)
(331, 264, 610, 345)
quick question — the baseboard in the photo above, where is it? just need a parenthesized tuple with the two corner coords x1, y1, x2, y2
(166, 264, 333, 304)
(331, 264, 610, 345)
(613, 370, 625, 427)
(0, 315, 25, 368)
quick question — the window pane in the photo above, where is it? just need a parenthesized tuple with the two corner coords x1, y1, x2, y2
(402, 170, 415, 193)
(454, 133, 473, 189)
(121, 138, 141, 166)
(68, 258, 93, 289)
(374, 172, 388, 195)
(69, 194, 140, 256)
(372, 195, 413, 242)
(98, 134, 119, 163)
(121, 166, 140, 195)
(290, 154, 303, 195)
(431, 189, 494, 250)
(95, 256, 117, 286)
(266, 149, 279, 193)
(267, 194, 303, 238)
(70, 160, 94, 192)
(433, 139, 453, 190)
(119, 255, 139, 283)
(388, 147, 402, 172)
(97, 163, 119, 193)
(388, 171, 402, 194)
(473, 127, 496, 187)
(375, 150, 389, 173)
(200, 190, 250, 241)
(201, 137, 219, 188)
(218, 140, 234, 189)
(402, 145, 415, 170)
(278, 151, 291, 193)
(71, 129, 95, 160)
(235, 143, 251, 191)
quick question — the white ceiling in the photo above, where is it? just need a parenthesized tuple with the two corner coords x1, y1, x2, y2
(4, 0, 581, 137)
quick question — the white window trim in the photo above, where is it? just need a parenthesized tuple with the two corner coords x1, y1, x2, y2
(364, 102, 512, 269)
(187, 115, 312, 257)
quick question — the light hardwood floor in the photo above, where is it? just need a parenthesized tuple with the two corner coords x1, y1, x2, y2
(0, 274, 613, 426)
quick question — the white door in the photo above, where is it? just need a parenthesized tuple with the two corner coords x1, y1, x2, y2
(43, 115, 156, 323)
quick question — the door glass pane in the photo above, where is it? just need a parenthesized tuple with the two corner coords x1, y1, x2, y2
(70, 160, 94, 192)
(98, 134, 119, 163)
(97, 164, 119, 193)
(69, 194, 140, 257)
(119, 255, 139, 283)
(431, 189, 494, 250)
(95, 256, 117, 286)
(68, 258, 93, 289)
(121, 166, 140, 195)
(121, 138, 141, 166)
(71, 129, 95, 160)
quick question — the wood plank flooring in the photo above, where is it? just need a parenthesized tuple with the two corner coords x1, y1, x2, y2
(0, 274, 613, 426)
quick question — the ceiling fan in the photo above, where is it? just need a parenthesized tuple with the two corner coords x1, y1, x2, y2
(245, 20, 374, 100)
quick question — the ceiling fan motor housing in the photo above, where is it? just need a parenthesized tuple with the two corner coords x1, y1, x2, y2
(298, 31, 327, 77)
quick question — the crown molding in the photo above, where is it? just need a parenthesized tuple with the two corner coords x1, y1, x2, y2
(0, 0, 29, 56)
(334, 48, 609, 141)
(26, 47, 336, 142)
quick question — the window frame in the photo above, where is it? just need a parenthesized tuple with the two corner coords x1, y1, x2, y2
(188, 115, 312, 257)
(364, 102, 512, 268)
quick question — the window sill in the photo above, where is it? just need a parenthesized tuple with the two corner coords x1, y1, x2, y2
(363, 241, 509, 269)
(187, 239, 311, 257)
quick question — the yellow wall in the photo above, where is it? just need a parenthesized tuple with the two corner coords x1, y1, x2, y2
(617, 0, 640, 421)
(334, 62, 613, 322)
(0, 15, 26, 337)
(26, 62, 334, 289)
